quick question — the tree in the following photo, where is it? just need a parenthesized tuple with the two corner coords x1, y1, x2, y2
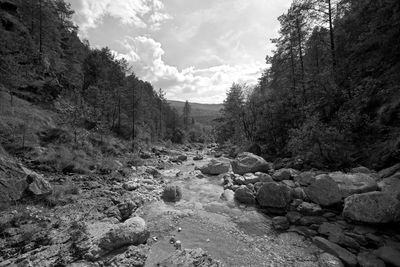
(182, 100, 191, 130)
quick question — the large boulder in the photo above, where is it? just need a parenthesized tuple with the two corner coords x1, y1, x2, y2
(328, 172, 378, 198)
(157, 248, 221, 266)
(256, 182, 292, 209)
(304, 175, 342, 206)
(199, 159, 230, 175)
(22, 167, 52, 196)
(313, 237, 357, 267)
(374, 246, 400, 267)
(343, 192, 400, 223)
(378, 172, 400, 196)
(234, 186, 255, 204)
(162, 185, 183, 202)
(0, 155, 28, 203)
(231, 152, 271, 175)
(378, 163, 400, 179)
(83, 217, 150, 259)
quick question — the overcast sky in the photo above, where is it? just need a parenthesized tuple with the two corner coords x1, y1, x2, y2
(67, 0, 292, 103)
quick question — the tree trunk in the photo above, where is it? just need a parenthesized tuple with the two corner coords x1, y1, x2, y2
(328, 0, 337, 73)
(296, 18, 306, 104)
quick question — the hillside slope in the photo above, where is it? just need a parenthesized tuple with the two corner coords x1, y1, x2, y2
(167, 100, 223, 125)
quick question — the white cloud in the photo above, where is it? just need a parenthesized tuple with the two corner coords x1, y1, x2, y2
(114, 36, 265, 103)
(71, 0, 171, 34)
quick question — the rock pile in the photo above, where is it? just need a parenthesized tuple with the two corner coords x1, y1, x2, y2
(221, 152, 400, 267)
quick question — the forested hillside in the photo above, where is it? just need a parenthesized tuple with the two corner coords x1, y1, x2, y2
(217, 0, 400, 170)
(0, 0, 188, 160)
(168, 100, 222, 125)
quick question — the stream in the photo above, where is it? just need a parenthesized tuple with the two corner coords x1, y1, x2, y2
(141, 156, 320, 266)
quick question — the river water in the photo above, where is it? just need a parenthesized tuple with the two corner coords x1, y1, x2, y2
(142, 157, 320, 266)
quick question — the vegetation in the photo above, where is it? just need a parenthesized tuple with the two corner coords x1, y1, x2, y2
(216, 0, 400, 170)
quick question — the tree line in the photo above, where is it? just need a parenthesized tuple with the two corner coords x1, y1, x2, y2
(217, 0, 400, 169)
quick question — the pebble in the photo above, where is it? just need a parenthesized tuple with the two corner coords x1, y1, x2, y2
(178, 227, 182, 232)
(174, 240, 182, 249)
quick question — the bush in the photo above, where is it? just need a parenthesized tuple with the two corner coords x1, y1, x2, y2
(287, 115, 353, 168)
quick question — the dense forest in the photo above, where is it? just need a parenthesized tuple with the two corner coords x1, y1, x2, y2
(216, 0, 400, 170)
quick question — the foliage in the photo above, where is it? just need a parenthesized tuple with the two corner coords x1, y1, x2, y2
(216, 0, 400, 169)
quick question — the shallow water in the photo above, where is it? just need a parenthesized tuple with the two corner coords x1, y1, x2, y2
(143, 158, 319, 266)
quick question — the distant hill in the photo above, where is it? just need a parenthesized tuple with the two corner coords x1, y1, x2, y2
(167, 100, 223, 125)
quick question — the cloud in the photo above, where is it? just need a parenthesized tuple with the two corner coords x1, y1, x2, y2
(114, 36, 265, 103)
(69, 0, 171, 34)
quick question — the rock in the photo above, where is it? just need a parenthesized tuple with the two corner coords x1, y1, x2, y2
(378, 173, 400, 196)
(313, 237, 357, 267)
(145, 167, 162, 178)
(305, 175, 342, 206)
(117, 200, 136, 221)
(299, 216, 327, 226)
(199, 159, 230, 175)
(123, 181, 139, 191)
(256, 182, 292, 209)
(157, 248, 221, 266)
(104, 244, 149, 266)
(328, 172, 378, 198)
(282, 180, 296, 188)
(286, 211, 302, 224)
(350, 166, 373, 174)
(221, 189, 235, 202)
(232, 175, 245, 185)
(318, 223, 343, 237)
(292, 187, 307, 200)
(255, 172, 274, 183)
(231, 152, 271, 175)
(329, 233, 360, 251)
(318, 253, 344, 267)
(234, 186, 256, 204)
(378, 163, 400, 179)
(343, 192, 400, 223)
(23, 169, 52, 196)
(140, 152, 152, 159)
(294, 171, 315, 186)
(0, 156, 28, 203)
(288, 225, 318, 237)
(177, 155, 188, 161)
(162, 185, 183, 202)
(242, 173, 260, 184)
(84, 217, 150, 259)
(357, 252, 385, 267)
(374, 246, 400, 267)
(193, 154, 204, 161)
(273, 168, 298, 181)
(98, 217, 149, 252)
(296, 202, 322, 216)
(254, 182, 264, 192)
(272, 216, 290, 230)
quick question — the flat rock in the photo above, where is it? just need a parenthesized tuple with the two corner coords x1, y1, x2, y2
(231, 152, 271, 175)
(297, 202, 322, 216)
(343, 192, 400, 223)
(328, 172, 378, 198)
(313, 237, 357, 267)
(318, 223, 343, 237)
(378, 163, 400, 178)
(357, 252, 385, 267)
(272, 168, 298, 181)
(256, 182, 292, 209)
(199, 159, 230, 175)
(318, 252, 344, 267)
(374, 246, 400, 267)
(305, 175, 342, 206)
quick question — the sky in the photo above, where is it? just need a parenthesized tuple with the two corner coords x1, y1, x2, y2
(66, 0, 292, 103)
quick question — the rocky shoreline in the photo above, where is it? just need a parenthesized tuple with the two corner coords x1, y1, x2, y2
(0, 146, 399, 266)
